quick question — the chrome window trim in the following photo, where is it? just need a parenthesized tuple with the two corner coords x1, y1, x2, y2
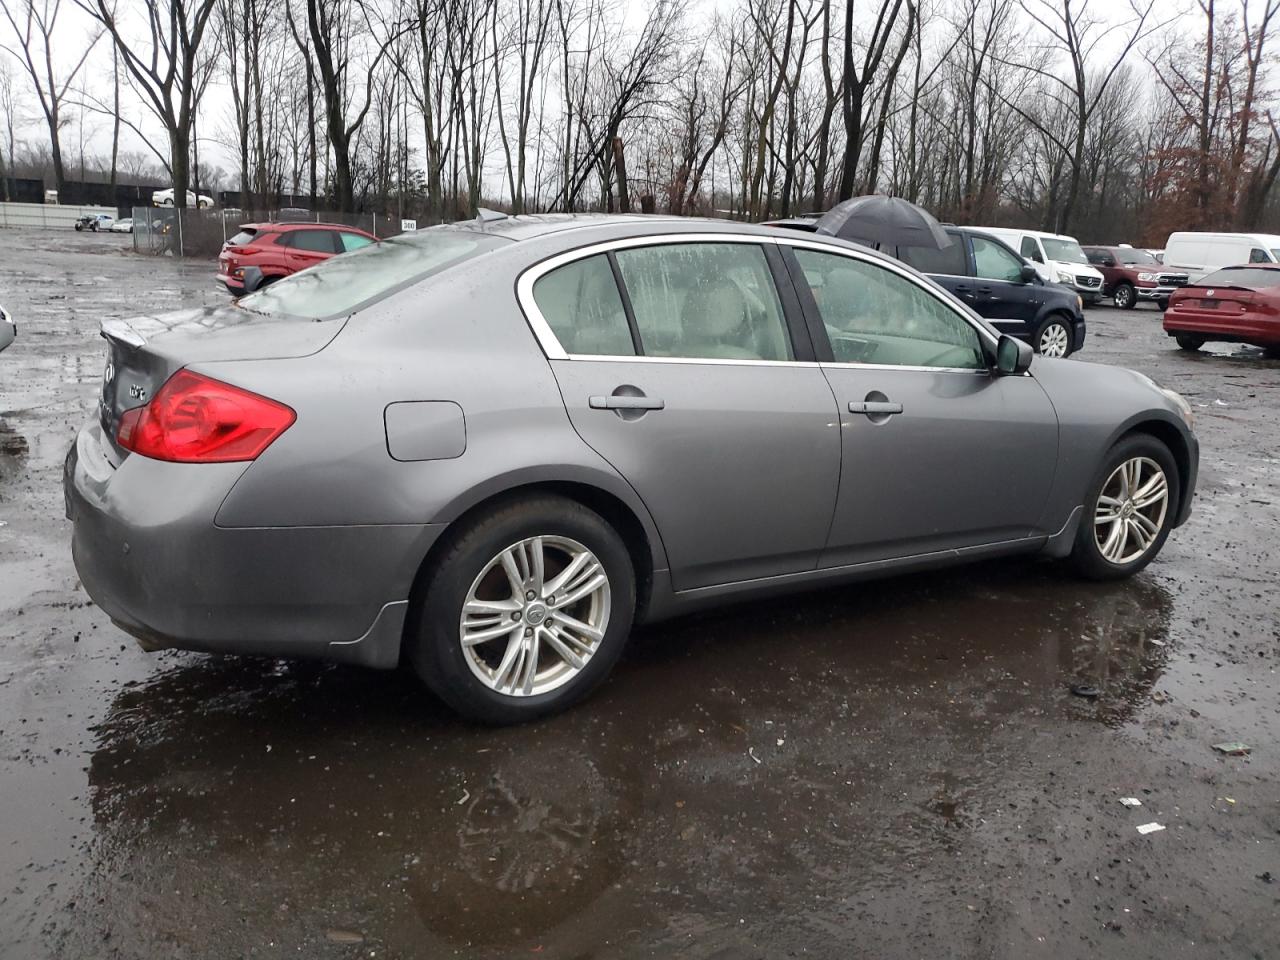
(516, 233, 792, 363)
(515, 231, 1000, 368)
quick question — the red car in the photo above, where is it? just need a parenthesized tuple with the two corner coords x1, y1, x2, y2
(217, 222, 377, 293)
(1164, 264, 1280, 357)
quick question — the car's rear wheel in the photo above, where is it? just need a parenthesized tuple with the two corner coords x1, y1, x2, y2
(1035, 316, 1073, 358)
(1112, 282, 1136, 310)
(1175, 334, 1205, 352)
(1069, 435, 1180, 581)
(409, 496, 636, 724)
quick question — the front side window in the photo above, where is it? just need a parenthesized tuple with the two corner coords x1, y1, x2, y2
(612, 243, 793, 361)
(532, 254, 635, 357)
(898, 235, 967, 276)
(972, 236, 1025, 283)
(794, 248, 985, 369)
(1020, 237, 1043, 262)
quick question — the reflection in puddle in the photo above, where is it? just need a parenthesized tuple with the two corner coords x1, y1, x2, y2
(69, 561, 1175, 955)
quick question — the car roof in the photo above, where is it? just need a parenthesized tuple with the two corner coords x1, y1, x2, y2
(238, 221, 375, 234)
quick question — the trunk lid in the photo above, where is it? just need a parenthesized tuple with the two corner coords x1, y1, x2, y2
(98, 305, 343, 464)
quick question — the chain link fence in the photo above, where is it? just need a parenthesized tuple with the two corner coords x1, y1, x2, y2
(130, 205, 407, 257)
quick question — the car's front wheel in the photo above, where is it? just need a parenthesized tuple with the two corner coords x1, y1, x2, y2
(1069, 435, 1180, 580)
(1112, 282, 1136, 309)
(1035, 316, 1073, 358)
(409, 496, 636, 724)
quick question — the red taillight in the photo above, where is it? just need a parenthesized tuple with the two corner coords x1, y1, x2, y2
(117, 369, 295, 463)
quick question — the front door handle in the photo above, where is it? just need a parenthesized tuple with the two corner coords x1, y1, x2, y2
(589, 395, 665, 411)
(849, 400, 903, 415)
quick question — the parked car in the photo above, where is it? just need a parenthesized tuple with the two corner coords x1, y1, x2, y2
(768, 218, 1086, 357)
(974, 227, 1105, 304)
(0, 304, 14, 353)
(1082, 245, 1189, 310)
(74, 213, 114, 232)
(217, 222, 378, 293)
(65, 215, 1198, 724)
(152, 187, 215, 208)
(1163, 264, 1280, 356)
(109, 217, 134, 234)
(1162, 232, 1280, 281)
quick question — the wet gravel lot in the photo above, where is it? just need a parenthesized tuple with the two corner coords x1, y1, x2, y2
(1, 230, 1278, 959)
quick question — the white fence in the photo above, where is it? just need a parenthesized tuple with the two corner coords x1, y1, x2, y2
(0, 201, 120, 230)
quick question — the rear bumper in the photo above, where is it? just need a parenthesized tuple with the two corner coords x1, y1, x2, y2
(216, 271, 244, 292)
(65, 422, 442, 668)
(1163, 310, 1280, 346)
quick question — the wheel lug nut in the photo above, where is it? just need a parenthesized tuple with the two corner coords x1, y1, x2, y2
(510, 612, 520, 621)
(525, 590, 536, 601)
(524, 627, 532, 637)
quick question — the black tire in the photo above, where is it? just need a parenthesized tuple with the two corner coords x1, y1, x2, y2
(74, 223, 84, 231)
(1035, 315, 1074, 358)
(1157, 299, 1170, 312)
(1175, 334, 1204, 352)
(408, 495, 636, 724)
(1112, 282, 1136, 310)
(1068, 434, 1180, 581)
(1263, 346, 1280, 360)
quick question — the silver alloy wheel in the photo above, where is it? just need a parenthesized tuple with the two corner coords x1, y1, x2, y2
(459, 535, 611, 697)
(1039, 322, 1070, 358)
(1093, 457, 1170, 565)
(1114, 285, 1133, 308)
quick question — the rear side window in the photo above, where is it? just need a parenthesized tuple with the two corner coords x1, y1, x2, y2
(1249, 247, 1271, 263)
(340, 232, 374, 253)
(613, 243, 792, 361)
(279, 229, 336, 253)
(532, 255, 635, 357)
(898, 237, 966, 276)
(971, 236, 1024, 282)
(229, 228, 257, 246)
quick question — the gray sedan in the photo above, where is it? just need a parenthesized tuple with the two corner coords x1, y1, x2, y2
(65, 215, 1199, 723)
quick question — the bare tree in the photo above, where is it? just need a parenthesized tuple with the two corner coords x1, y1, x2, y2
(0, 0, 100, 197)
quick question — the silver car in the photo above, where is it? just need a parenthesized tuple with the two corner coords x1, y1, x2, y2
(65, 215, 1199, 723)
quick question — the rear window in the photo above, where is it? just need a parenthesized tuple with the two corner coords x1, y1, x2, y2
(1196, 267, 1280, 289)
(238, 230, 508, 321)
(228, 228, 258, 246)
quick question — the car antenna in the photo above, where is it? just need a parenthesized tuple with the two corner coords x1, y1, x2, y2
(474, 208, 509, 227)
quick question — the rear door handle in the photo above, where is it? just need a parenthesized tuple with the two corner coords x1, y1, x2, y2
(589, 395, 665, 411)
(849, 400, 903, 415)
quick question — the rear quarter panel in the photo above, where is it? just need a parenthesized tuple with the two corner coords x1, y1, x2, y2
(205, 238, 669, 568)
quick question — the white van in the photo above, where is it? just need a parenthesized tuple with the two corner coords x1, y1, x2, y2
(973, 227, 1105, 303)
(1162, 232, 1280, 282)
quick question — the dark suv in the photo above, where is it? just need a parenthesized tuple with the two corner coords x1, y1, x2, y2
(1082, 245, 1188, 310)
(767, 220, 1086, 357)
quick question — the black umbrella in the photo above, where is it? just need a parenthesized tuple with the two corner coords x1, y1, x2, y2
(814, 195, 952, 250)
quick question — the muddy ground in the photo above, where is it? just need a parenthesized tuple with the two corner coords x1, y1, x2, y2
(0, 230, 1277, 959)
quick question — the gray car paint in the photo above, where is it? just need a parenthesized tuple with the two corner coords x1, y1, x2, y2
(65, 215, 1198, 671)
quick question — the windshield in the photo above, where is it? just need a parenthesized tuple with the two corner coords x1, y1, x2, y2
(238, 230, 508, 320)
(1117, 248, 1158, 265)
(1196, 266, 1280, 290)
(1041, 238, 1088, 264)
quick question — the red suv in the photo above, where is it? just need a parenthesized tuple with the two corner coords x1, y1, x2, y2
(217, 222, 377, 293)
(1082, 245, 1189, 310)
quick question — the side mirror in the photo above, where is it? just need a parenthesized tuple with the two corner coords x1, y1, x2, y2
(1020, 263, 1039, 283)
(995, 334, 1033, 375)
(0, 306, 14, 353)
(240, 266, 265, 295)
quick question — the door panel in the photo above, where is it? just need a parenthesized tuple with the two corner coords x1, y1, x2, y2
(819, 366, 1059, 566)
(970, 234, 1042, 328)
(552, 360, 841, 589)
